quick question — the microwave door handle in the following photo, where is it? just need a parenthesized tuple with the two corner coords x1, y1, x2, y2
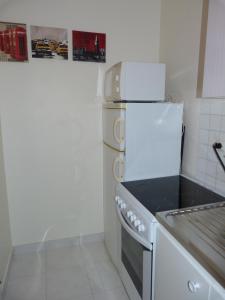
(115, 205, 152, 251)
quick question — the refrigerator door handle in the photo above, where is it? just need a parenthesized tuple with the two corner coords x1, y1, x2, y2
(113, 117, 124, 144)
(113, 156, 124, 182)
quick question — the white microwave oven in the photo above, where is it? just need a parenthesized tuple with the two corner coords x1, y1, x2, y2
(104, 62, 166, 102)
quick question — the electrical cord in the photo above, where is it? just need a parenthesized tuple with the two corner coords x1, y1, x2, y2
(213, 142, 225, 172)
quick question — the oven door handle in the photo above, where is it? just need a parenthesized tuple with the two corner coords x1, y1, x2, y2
(116, 205, 152, 251)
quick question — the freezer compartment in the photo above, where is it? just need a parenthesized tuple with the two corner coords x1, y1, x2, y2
(103, 143, 125, 183)
(103, 106, 126, 151)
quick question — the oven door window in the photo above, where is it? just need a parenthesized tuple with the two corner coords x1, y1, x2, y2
(122, 227, 149, 298)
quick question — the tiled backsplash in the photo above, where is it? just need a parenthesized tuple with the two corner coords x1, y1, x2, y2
(197, 100, 225, 195)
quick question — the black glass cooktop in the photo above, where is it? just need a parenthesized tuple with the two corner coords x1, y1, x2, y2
(122, 175, 225, 215)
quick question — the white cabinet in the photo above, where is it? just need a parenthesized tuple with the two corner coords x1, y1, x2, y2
(209, 287, 225, 300)
(197, 0, 225, 98)
(154, 225, 225, 300)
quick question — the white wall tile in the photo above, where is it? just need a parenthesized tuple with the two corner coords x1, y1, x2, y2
(211, 101, 224, 115)
(210, 115, 222, 131)
(215, 179, 225, 195)
(196, 171, 206, 184)
(207, 146, 218, 163)
(199, 115, 210, 130)
(198, 144, 208, 159)
(220, 131, 225, 142)
(208, 130, 220, 146)
(199, 130, 209, 145)
(221, 116, 225, 132)
(197, 158, 207, 173)
(204, 175, 216, 190)
(216, 164, 225, 182)
(206, 161, 217, 177)
(200, 101, 211, 115)
(196, 104, 225, 196)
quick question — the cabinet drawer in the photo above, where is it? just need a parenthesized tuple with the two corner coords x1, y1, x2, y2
(154, 226, 210, 300)
(197, 0, 225, 97)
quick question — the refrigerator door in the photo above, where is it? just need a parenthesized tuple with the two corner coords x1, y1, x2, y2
(103, 143, 125, 268)
(103, 104, 126, 151)
(124, 103, 183, 181)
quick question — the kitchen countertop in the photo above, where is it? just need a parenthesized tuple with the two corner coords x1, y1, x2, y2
(156, 202, 225, 289)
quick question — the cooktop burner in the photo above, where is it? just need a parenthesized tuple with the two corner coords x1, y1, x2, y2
(122, 175, 225, 215)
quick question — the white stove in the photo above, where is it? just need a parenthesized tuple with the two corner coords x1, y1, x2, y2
(115, 183, 157, 300)
(115, 175, 225, 300)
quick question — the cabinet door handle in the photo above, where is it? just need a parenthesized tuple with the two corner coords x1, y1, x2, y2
(188, 281, 200, 293)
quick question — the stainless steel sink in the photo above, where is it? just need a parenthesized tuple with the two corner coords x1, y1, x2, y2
(157, 202, 225, 288)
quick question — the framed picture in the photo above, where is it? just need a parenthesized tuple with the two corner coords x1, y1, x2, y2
(31, 25, 68, 60)
(72, 30, 106, 63)
(0, 22, 28, 62)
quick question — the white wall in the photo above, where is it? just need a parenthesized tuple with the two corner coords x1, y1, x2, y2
(160, 0, 225, 195)
(0, 0, 161, 246)
(0, 120, 12, 291)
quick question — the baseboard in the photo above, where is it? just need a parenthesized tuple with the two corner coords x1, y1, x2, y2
(13, 232, 104, 255)
(79, 232, 104, 245)
(0, 248, 13, 298)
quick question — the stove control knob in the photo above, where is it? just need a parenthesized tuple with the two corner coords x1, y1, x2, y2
(120, 202, 127, 210)
(130, 214, 137, 222)
(137, 224, 146, 232)
(115, 196, 120, 203)
(117, 198, 122, 206)
(127, 211, 133, 218)
(134, 220, 141, 227)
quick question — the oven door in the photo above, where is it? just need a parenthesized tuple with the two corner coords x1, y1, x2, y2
(116, 205, 152, 300)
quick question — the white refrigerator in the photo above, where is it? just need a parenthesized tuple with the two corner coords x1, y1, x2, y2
(103, 101, 183, 267)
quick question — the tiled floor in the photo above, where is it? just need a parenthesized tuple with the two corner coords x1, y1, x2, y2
(3, 241, 130, 300)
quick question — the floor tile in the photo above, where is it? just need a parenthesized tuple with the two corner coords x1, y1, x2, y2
(93, 287, 130, 300)
(87, 266, 103, 291)
(3, 240, 129, 300)
(46, 266, 92, 300)
(8, 251, 45, 280)
(81, 241, 110, 266)
(87, 260, 123, 292)
(98, 260, 124, 290)
(46, 244, 84, 271)
(4, 273, 45, 300)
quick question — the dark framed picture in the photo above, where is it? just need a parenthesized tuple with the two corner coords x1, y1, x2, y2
(72, 30, 106, 63)
(0, 21, 28, 62)
(31, 25, 68, 60)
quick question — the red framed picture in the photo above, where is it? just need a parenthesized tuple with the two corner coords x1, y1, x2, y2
(0, 22, 28, 62)
(73, 30, 106, 63)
